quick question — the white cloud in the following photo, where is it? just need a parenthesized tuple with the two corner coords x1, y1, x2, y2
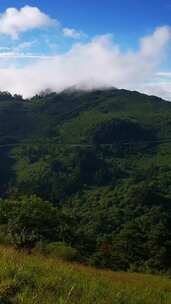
(138, 81, 171, 101)
(156, 72, 171, 77)
(0, 26, 170, 99)
(63, 27, 85, 39)
(140, 26, 171, 58)
(0, 46, 11, 51)
(0, 53, 53, 59)
(16, 41, 36, 50)
(0, 6, 56, 39)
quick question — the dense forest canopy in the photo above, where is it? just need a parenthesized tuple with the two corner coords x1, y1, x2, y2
(0, 88, 171, 272)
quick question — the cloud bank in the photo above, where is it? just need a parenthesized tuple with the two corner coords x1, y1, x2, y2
(0, 26, 170, 99)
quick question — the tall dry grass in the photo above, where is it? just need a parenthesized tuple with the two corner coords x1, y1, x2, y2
(0, 246, 170, 303)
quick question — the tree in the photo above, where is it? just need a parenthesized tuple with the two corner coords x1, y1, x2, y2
(0, 196, 60, 248)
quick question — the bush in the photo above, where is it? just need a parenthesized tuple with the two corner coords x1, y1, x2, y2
(43, 242, 78, 261)
(0, 225, 10, 245)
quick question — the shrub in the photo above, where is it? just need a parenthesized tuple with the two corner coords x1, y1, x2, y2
(44, 242, 78, 261)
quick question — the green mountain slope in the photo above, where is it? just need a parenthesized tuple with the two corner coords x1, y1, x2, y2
(0, 89, 171, 272)
(1, 88, 170, 197)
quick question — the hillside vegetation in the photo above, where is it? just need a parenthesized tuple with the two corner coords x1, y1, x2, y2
(0, 89, 171, 272)
(0, 246, 171, 304)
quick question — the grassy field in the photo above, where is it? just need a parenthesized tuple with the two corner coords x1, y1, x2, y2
(0, 246, 171, 304)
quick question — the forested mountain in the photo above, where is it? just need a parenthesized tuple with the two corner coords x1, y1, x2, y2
(0, 88, 171, 272)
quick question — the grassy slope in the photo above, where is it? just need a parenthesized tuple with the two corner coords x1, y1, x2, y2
(0, 246, 171, 304)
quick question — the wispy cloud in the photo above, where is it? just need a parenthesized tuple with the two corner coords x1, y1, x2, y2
(0, 46, 11, 51)
(63, 27, 86, 39)
(0, 52, 54, 59)
(156, 72, 171, 77)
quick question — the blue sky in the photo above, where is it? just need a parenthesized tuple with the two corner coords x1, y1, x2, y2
(0, 0, 170, 99)
(1, 1, 171, 33)
(1, 0, 171, 40)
